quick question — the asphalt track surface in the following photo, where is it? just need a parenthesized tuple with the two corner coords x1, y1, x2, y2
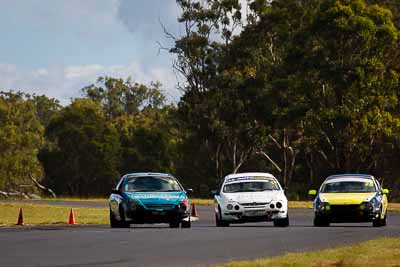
(1, 201, 399, 267)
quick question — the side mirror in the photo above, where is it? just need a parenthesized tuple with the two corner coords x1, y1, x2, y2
(111, 189, 121, 195)
(308, 189, 317, 196)
(210, 190, 219, 196)
(186, 188, 194, 194)
(381, 188, 389, 195)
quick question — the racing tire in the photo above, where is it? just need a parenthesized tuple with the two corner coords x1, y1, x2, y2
(181, 217, 191, 228)
(215, 207, 230, 227)
(313, 216, 330, 227)
(169, 221, 180, 228)
(373, 219, 383, 227)
(273, 216, 289, 227)
(382, 215, 387, 226)
(110, 210, 130, 228)
(373, 209, 387, 227)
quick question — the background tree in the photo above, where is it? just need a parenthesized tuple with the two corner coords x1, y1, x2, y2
(0, 91, 44, 192)
(114, 106, 178, 176)
(2, 0, 400, 200)
(82, 76, 166, 118)
(291, 0, 400, 178)
(39, 99, 121, 196)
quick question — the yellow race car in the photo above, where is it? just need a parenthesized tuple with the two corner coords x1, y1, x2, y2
(309, 174, 389, 227)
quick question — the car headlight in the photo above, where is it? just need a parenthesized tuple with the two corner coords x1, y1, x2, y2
(362, 197, 379, 211)
(318, 195, 327, 202)
(317, 202, 331, 211)
(276, 202, 283, 209)
(234, 205, 240, 210)
(361, 201, 373, 211)
(371, 197, 379, 206)
(225, 201, 240, 211)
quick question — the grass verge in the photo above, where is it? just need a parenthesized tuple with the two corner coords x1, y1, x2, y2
(42, 197, 108, 202)
(11, 198, 400, 211)
(217, 237, 400, 267)
(1, 201, 399, 225)
(40, 197, 215, 206)
(0, 203, 108, 225)
(191, 198, 214, 206)
(388, 202, 400, 212)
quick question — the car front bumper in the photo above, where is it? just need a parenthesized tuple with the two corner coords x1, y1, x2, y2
(222, 207, 288, 222)
(315, 204, 381, 222)
(125, 207, 190, 223)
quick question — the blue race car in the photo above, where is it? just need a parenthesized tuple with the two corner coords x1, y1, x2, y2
(109, 173, 193, 228)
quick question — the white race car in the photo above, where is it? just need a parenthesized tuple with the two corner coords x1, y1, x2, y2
(212, 172, 289, 227)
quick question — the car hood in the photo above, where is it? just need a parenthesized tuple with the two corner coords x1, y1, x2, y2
(124, 191, 186, 205)
(223, 191, 285, 204)
(319, 193, 376, 205)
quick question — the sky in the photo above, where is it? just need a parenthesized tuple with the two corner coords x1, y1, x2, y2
(0, 0, 184, 104)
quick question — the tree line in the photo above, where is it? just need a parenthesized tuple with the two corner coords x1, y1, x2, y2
(1, 0, 400, 200)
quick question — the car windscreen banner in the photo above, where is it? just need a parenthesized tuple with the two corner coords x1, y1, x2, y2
(225, 177, 275, 184)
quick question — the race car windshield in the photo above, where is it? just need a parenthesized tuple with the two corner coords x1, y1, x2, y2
(320, 181, 377, 193)
(223, 181, 279, 193)
(124, 176, 182, 192)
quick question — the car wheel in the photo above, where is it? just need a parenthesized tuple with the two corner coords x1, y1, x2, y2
(373, 219, 382, 227)
(382, 214, 387, 226)
(110, 209, 130, 228)
(373, 208, 386, 227)
(273, 215, 289, 227)
(313, 215, 329, 227)
(110, 210, 119, 228)
(215, 207, 230, 227)
(169, 221, 180, 228)
(181, 217, 191, 228)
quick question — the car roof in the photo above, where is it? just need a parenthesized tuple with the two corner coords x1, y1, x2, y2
(224, 172, 275, 181)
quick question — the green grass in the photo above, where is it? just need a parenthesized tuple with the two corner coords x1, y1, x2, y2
(42, 197, 108, 202)
(388, 202, 400, 212)
(12, 197, 400, 211)
(0, 203, 108, 225)
(0, 201, 399, 226)
(217, 237, 400, 267)
(40, 197, 214, 206)
(288, 201, 312, 209)
(191, 198, 214, 206)
(1, 199, 399, 226)
(39, 198, 307, 207)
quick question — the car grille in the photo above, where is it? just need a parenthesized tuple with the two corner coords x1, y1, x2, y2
(144, 204, 175, 210)
(240, 202, 268, 207)
(330, 205, 360, 214)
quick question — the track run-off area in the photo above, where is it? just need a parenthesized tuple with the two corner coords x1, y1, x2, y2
(0, 201, 399, 267)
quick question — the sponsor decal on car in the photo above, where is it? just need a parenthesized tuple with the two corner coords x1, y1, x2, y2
(129, 193, 182, 200)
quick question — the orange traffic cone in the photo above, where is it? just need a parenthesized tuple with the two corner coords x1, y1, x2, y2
(16, 208, 24, 226)
(191, 203, 198, 218)
(68, 208, 76, 225)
